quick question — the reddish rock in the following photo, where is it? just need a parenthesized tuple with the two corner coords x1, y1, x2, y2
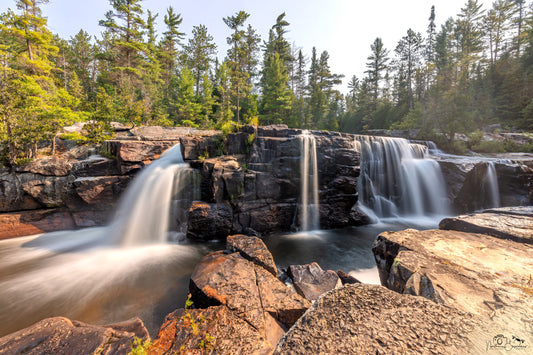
(0, 209, 76, 240)
(189, 251, 310, 330)
(149, 306, 275, 355)
(288, 262, 343, 301)
(227, 234, 277, 276)
(0, 316, 149, 355)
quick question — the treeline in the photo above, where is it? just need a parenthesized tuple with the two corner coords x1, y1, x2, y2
(342, 0, 533, 146)
(1, 0, 533, 164)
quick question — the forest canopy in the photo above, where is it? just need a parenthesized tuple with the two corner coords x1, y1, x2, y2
(1, 0, 533, 164)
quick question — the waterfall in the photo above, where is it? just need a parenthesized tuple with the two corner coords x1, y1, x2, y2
(483, 162, 500, 208)
(108, 144, 197, 246)
(299, 131, 320, 231)
(355, 135, 449, 220)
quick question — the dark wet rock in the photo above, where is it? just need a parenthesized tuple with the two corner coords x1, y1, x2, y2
(287, 262, 342, 301)
(71, 156, 120, 177)
(336, 270, 361, 285)
(73, 176, 130, 206)
(19, 174, 74, 208)
(0, 316, 149, 355)
(189, 251, 310, 329)
(150, 306, 277, 355)
(274, 284, 487, 354)
(186, 202, 233, 241)
(372, 229, 533, 339)
(439, 209, 533, 244)
(227, 234, 277, 276)
(179, 135, 220, 160)
(494, 162, 533, 207)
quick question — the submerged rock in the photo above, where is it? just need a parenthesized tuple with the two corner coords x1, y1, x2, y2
(275, 284, 486, 354)
(439, 207, 533, 244)
(0, 317, 149, 355)
(287, 262, 342, 301)
(372, 228, 533, 341)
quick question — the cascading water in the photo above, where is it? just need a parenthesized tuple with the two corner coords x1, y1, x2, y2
(0, 143, 204, 337)
(355, 135, 449, 221)
(299, 131, 320, 231)
(108, 144, 195, 246)
(482, 162, 500, 208)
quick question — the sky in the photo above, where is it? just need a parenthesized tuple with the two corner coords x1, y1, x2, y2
(1, 0, 497, 93)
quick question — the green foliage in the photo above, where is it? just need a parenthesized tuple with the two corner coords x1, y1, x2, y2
(129, 337, 152, 355)
(471, 140, 506, 153)
(198, 333, 215, 350)
(185, 295, 194, 309)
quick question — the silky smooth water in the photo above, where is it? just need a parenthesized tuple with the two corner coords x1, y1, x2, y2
(355, 135, 450, 221)
(0, 144, 209, 337)
(299, 131, 320, 231)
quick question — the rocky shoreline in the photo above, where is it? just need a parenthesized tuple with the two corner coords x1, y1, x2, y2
(1, 124, 532, 239)
(0, 208, 531, 354)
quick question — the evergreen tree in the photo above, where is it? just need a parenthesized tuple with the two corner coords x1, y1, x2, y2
(183, 24, 217, 96)
(0, 0, 79, 163)
(365, 38, 389, 103)
(261, 53, 293, 124)
(395, 29, 423, 109)
(223, 10, 251, 124)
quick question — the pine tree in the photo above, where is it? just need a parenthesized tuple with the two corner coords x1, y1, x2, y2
(0, 0, 79, 163)
(261, 53, 293, 124)
(176, 67, 201, 127)
(183, 24, 217, 96)
(395, 29, 423, 109)
(365, 38, 389, 103)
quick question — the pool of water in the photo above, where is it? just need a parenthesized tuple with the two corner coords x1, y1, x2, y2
(0, 217, 439, 338)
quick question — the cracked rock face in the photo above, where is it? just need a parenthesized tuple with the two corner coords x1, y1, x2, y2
(0, 316, 149, 355)
(372, 228, 533, 345)
(275, 284, 488, 355)
(439, 206, 533, 244)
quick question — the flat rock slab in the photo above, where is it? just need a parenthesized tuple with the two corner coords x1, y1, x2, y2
(275, 284, 487, 354)
(227, 234, 277, 276)
(149, 306, 275, 355)
(483, 206, 533, 217)
(439, 210, 533, 244)
(0, 316, 149, 355)
(373, 229, 533, 342)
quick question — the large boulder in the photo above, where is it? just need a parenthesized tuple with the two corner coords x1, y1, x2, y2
(275, 284, 486, 354)
(372, 228, 533, 340)
(0, 317, 149, 355)
(439, 207, 533, 244)
(227, 234, 277, 276)
(287, 262, 342, 301)
(186, 202, 233, 241)
(14, 156, 73, 176)
(189, 251, 310, 329)
(149, 306, 276, 355)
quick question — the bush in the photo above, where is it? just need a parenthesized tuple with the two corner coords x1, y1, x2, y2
(471, 140, 505, 153)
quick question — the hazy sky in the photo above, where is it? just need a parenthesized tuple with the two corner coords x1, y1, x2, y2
(1, 0, 496, 93)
